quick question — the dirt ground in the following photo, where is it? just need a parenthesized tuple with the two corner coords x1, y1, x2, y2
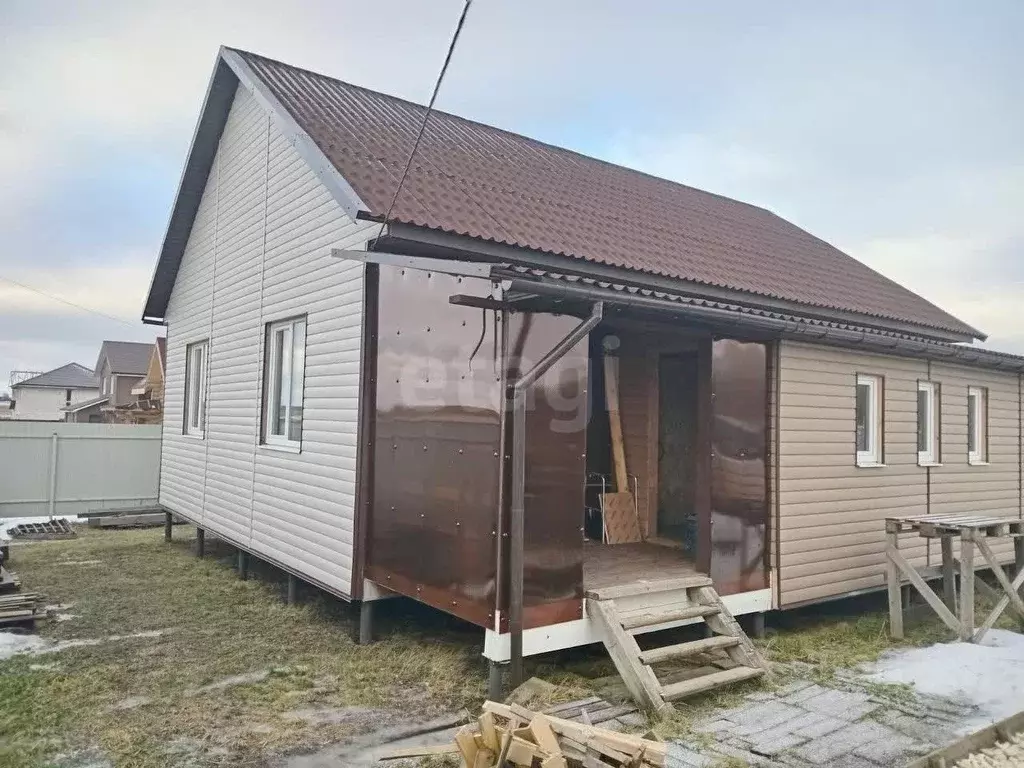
(0, 525, 1002, 768)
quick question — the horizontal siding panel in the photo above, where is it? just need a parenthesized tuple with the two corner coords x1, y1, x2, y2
(776, 340, 1021, 608)
(160, 83, 376, 598)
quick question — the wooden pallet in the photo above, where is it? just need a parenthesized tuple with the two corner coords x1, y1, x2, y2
(7, 519, 76, 539)
(587, 576, 766, 715)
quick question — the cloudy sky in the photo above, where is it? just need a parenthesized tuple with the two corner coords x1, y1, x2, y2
(1, 1, 1021, 391)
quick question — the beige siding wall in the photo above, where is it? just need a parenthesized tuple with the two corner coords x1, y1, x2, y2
(777, 341, 1023, 607)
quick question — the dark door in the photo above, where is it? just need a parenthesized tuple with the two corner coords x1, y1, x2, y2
(658, 353, 699, 556)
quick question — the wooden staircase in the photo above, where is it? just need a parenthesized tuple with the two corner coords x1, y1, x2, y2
(587, 575, 767, 716)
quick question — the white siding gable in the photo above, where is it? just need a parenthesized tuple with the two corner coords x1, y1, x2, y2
(160, 82, 376, 597)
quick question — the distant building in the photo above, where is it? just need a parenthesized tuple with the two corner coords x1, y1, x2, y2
(63, 340, 155, 423)
(0, 393, 13, 420)
(11, 363, 99, 421)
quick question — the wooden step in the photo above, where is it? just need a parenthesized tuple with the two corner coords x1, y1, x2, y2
(639, 635, 739, 665)
(660, 666, 765, 701)
(585, 575, 713, 601)
(621, 604, 719, 630)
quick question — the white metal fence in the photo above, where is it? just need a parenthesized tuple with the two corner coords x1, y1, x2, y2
(0, 422, 161, 518)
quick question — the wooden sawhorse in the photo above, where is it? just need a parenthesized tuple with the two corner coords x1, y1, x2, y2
(885, 514, 1024, 642)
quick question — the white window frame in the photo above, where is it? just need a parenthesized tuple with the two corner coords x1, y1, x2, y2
(855, 373, 884, 467)
(967, 386, 988, 465)
(261, 316, 307, 449)
(917, 381, 940, 466)
(183, 340, 209, 438)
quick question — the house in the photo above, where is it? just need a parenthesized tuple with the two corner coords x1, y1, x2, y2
(116, 338, 167, 424)
(10, 363, 99, 421)
(142, 48, 1024, 692)
(0, 394, 13, 419)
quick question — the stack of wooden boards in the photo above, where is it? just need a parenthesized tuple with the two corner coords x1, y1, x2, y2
(0, 590, 45, 627)
(384, 701, 666, 767)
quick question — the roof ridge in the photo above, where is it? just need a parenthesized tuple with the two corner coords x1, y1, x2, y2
(228, 47, 779, 219)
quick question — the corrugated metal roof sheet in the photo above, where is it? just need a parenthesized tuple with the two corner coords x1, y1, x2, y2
(235, 49, 981, 340)
(14, 363, 97, 389)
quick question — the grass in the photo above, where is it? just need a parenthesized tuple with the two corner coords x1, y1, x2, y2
(0, 527, 492, 768)
(3, 525, 1020, 767)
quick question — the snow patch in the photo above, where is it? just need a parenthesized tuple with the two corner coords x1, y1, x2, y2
(0, 631, 50, 659)
(864, 629, 1024, 732)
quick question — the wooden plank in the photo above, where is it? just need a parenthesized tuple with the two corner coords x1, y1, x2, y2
(378, 744, 460, 760)
(941, 536, 956, 612)
(529, 715, 562, 756)
(479, 711, 498, 752)
(960, 534, 975, 641)
(586, 575, 711, 601)
(886, 532, 904, 640)
(604, 352, 630, 493)
(887, 548, 961, 634)
(904, 710, 1024, 768)
(639, 635, 739, 665)
(975, 538, 1024, 621)
(621, 604, 718, 630)
(455, 725, 478, 766)
(660, 666, 764, 701)
(483, 702, 667, 767)
(973, 559, 1024, 643)
(694, 586, 766, 669)
(587, 599, 668, 715)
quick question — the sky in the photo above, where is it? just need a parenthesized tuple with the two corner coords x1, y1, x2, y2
(1, 1, 1021, 392)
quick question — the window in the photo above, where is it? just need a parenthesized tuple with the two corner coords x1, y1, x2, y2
(967, 386, 987, 464)
(65, 389, 72, 406)
(183, 341, 209, 437)
(855, 374, 884, 466)
(917, 381, 940, 465)
(262, 317, 306, 447)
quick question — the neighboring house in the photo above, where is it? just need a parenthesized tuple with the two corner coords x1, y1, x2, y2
(0, 394, 13, 419)
(11, 363, 99, 421)
(94, 340, 153, 408)
(119, 337, 166, 424)
(142, 49, 1024, 679)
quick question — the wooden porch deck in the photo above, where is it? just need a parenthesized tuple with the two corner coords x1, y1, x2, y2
(583, 541, 701, 593)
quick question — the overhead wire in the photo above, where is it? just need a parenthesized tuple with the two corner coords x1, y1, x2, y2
(374, 0, 475, 247)
(0, 276, 137, 327)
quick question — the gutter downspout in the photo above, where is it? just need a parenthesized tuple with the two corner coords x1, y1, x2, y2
(508, 301, 603, 687)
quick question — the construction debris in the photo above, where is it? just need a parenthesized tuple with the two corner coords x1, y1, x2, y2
(0, 566, 22, 594)
(87, 513, 167, 529)
(380, 700, 665, 767)
(0, 592, 46, 628)
(7, 518, 76, 539)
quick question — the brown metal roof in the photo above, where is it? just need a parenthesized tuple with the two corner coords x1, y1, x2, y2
(231, 50, 980, 339)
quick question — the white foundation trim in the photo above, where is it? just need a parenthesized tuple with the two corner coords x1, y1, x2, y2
(483, 588, 772, 662)
(362, 579, 399, 602)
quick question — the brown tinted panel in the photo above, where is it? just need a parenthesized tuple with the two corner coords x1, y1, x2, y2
(505, 312, 589, 627)
(368, 265, 502, 627)
(710, 339, 768, 594)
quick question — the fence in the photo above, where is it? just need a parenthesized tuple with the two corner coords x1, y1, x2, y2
(0, 422, 161, 519)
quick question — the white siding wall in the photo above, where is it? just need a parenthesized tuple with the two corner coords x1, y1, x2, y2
(160, 83, 376, 597)
(778, 341, 1022, 607)
(12, 386, 99, 421)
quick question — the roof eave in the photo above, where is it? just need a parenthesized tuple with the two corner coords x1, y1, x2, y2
(142, 47, 370, 324)
(381, 222, 982, 345)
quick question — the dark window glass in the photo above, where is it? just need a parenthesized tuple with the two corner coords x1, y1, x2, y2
(917, 389, 928, 452)
(967, 393, 977, 454)
(856, 382, 870, 452)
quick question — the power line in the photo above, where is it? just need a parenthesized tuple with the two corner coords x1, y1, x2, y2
(0, 276, 137, 327)
(375, 0, 474, 245)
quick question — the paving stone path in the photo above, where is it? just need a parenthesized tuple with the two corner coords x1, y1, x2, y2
(670, 664, 976, 767)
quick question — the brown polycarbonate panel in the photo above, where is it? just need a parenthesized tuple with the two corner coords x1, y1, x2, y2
(504, 311, 589, 628)
(368, 265, 502, 628)
(710, 339, 769, 594)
